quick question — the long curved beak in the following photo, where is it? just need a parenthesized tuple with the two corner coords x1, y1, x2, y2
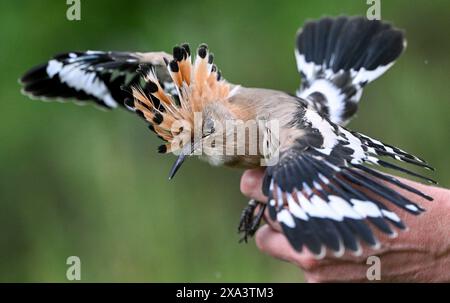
(168, 141, 199, 180)
(168, 152, 187, 180)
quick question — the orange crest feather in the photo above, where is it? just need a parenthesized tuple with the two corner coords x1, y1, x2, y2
(130, 43, 231, 153)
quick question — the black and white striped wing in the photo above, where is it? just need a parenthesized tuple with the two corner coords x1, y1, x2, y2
(20, 51, 173, 109)
(263, 109, 434, 257)
(295, 16, 406, 125)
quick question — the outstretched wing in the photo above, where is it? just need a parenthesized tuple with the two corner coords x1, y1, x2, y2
(295, 16, 406, 125)
(263, 108, 434, 257)
(20, 51, 173, 109)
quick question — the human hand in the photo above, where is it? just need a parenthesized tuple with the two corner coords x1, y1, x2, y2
(240, 168, 450, 282)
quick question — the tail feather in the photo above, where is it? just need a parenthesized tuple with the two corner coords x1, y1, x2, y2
(295, 16, 406, 125)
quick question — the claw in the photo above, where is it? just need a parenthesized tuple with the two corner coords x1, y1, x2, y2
(238, 200, 266, 243)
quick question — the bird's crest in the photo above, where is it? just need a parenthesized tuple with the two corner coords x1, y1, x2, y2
(128, 43, 232, 154)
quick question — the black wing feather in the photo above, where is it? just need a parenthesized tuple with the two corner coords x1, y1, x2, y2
(262, 108, 433, 257)
(20, 51, 172, 109)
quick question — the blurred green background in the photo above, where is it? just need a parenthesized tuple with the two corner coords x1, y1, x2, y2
(0, 0, 449, 282)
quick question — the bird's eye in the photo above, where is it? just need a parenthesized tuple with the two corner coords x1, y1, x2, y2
(203, 118, 215, 137)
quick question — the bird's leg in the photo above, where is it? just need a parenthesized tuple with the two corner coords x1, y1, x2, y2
(238, 200, 267, 243)
(238, 200, 257, 239)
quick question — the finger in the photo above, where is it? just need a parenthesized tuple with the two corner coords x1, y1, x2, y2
(255, 225, 297, 262)
(240, 168, 268, 202)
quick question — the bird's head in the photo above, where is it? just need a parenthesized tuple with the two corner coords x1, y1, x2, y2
(129, 43, 240, 179)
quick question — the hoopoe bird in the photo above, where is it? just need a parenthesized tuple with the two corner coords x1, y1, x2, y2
(20, 16, 436, 258)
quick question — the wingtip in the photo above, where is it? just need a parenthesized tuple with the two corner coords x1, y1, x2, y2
(427, 178, 438, 185)
(424, 165, 435, 172)
(350, 242, 363, 257)
(332, 242, 345, 258)
(423, 194, 434, 201)
(311, 246, 327, 260)
(17, 76, 25, 85)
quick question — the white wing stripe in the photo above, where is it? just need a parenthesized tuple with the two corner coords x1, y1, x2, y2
(46, 59, 118, 108)
(286, 194, 308, 221)
(350, 199, 383, 218)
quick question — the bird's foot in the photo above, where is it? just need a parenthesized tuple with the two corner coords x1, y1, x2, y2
(238, 199, 266, 243)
